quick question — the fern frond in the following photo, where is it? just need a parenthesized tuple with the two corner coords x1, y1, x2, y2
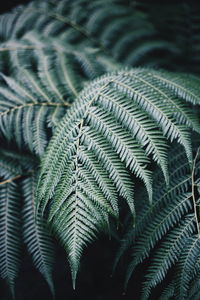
(0, 0, 177, 70)
(0, 181, 21, 297)
(174, 236, 200, 300)
(141, 217, 196, 299)
(0, 150, 22, 179)
(0, 33, 123, 154)
(37, 68, 200, 283)
(159, 282, 175, 300)
(0, 0, 199, 297)
(22, 173, 55, 295)
(125, 193, 193, 289)
(120, 144, 200, 299)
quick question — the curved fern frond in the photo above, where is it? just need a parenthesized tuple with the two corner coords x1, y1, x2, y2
(37, 68, 200, 284)
(0, 71, 68, 155)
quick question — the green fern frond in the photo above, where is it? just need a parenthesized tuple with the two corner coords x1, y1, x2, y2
(0, 0, 199, 297)
(37, 68, 200, 284)
(159, 282, 175, 300)
(125, 193, 193, 289)
(22, 173, 55, 295)
(188, 277, 200, 300)
(0, 0, 177, 70)
(0, 34, 123, 155)
(141, 217, 196, 299)
(0, 150, 22, 178)
(174, 236, 200, 300)
(120, 144, 200, 299)
(0, 181, 21, 297)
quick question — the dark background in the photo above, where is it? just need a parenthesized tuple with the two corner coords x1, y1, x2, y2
(0, 0, 194, 14)
(0, 1, 30, 14)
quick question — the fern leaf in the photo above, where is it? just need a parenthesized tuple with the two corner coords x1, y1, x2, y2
(37, 68, 199, 283)
(22, 173, 55, 295)
(141, 217, 196, 299)
(121, 143, 200, 298)
(159, 282, 175, 300)
(0, 181, 21, 297)
(174, 236, 200, 300)
(125, 193, 193, 288)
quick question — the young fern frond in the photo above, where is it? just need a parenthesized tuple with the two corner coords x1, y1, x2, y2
(37, 68, 200, 285)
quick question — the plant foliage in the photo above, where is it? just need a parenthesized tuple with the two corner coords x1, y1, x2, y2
(0, 0, 199, 299)
(115, 144, 200, 299)
(37, 68, 200, 286)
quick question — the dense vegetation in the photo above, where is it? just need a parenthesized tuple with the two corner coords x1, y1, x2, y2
(0, 1, 200, 299)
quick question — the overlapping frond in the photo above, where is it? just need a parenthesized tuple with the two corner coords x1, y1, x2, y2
(118, 144, 200, 299)
(0, 39, 118, 155)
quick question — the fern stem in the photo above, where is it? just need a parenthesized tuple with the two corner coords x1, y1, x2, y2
(0, 102, 70, 117)
(24, 7, 109, 55)
(0, 46, 43, 52)
(191, 147, 200, 238)
(0, 170, 34, 185)
(69, 81, 112, 287)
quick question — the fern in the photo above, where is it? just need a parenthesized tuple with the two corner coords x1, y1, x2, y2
(37, 68, 200, 285)
(22, 173, 55, 295)
(0, 39, 118, 155)
(0, 181, 21, 297)
(0, 0, 177, 69)
(0, 149, 55, 296)
(118, 145, 200, 299)
(0, 0, 199, 298)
